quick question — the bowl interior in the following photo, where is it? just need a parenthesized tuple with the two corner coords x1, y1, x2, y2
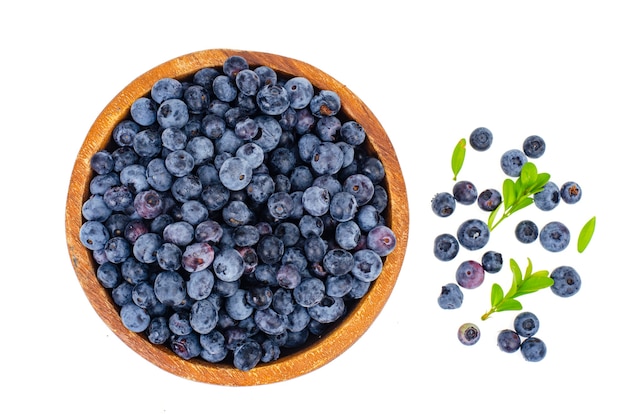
(65, 49, 409, 386)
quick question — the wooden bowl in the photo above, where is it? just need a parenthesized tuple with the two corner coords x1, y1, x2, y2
(65, 49, 409, 386)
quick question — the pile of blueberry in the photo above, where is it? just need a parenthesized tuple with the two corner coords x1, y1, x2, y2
(497, 312, 546, 362)
(433, 127, 585, 360)
(79, 55, 397, 371)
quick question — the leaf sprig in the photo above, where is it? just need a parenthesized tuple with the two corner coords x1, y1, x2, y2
(451, 138, 466, 181)
(487, 162, 550, 231)
(481, 258, 554, 321)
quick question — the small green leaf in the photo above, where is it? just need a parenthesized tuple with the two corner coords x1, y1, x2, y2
(515, 276, 554, 296)
(529, 270, 549, 278)
(502, 179, 515, 209)
(491, 283, 504, 307)
(578, 216, 596, 253)
(524, 257, 533, 278)
(520, 162, 538, 187)
(497, 298, 523, 312)
(508, 197, 534, 214)
(487, 205, 500, 229)
(529, 172, 551, 193)
(451, 138, 466, 181)
(509, 258, 522, 296)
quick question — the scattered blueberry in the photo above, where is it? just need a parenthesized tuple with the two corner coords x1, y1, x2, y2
(520, 337, 547, 362)
(513, 311, 540, 337)
(477, 188, 502, 212)
(457, 219, 490, 251)
(455, 260, 485, 289)
(539, 221, 570, 252)
(458, 322, 480, 345)
(560, 181, 582, 204)
(500, 149, 527, 177)
(481, 250, 503, 273)
(515, 220, 539, 244)
(469, 127, 493, 151)
(550, 265, 581, 297)
(431, 192, 456, 217)
(452, 180, 478, 205)
(433, 233, 459, 262)
(497, 329, 521, 353)
(438, 283, 464, 309)
(533, 181, 560, 211)
(522, 135, 546, 158)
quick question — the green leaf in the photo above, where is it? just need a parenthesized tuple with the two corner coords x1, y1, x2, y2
(487, 205, 501, 229)
(529, 270, 549, 278)
(578, 216, 596, 253)
(451, 138, 466, 181)
(508, 197, 534, 215)
(502, 179, 515, 209)
(524, 257, 533, 278)
(520, 162, 538, 187)
(491, 283, 504, 307)
(529, 172, 551, 193)
(515, 276, 554, 296)
(497, 298, 523, 312)
(509, 258, 523, 296)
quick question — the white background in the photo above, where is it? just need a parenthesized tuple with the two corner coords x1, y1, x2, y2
(2, 1, 623, 412)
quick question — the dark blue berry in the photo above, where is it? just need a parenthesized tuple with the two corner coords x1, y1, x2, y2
(534, 181, 560, 211)
(522, 135, 546, 158)
(433, 233, 459, 262)
(457, 219, 490, 251)
(514, 311, 540, 337)
(560, 181, 582, 204)
(497, 329, 521, 353)
(455, 260, 485, 289)
(539, 221, 570, 252)
(500, 149, 527, 177)
(477, 188, 502, 212)
(431, 192, 456, 217)
(550, 265, 581, 297)
(481, 250, 503, 273)
(452, 180, 478, 205)
(458, 322, 480, 345)
(520, 337, 547, 362)
(438, 283, 463, 309)
(469, 127, 493, 151)
(515, 220, 539, 244)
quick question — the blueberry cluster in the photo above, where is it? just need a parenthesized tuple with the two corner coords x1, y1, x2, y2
(79, 55, 397, 371)
(497, 311, 547, 362)
(434, 127, 585, 355)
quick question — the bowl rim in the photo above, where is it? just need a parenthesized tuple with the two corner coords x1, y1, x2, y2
(65, 48, 409, 386)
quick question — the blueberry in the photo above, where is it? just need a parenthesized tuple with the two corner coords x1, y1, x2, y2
(323, 249, 354, 276)
(212, 247, 244, 282)
(187, 269, 215, 301)
(351, 249, 383, 282)
(481, 250, 503, 273)
(539, 221, 570, 252)
(79, 221, 110, 251)
(254, 65, 278, 87)
(153, 271, 187, 307)
(560, 181, 582, 204)
(112, 120, 140, 147)
(522, 135, 546, 158)
(534, 181, 560, 211)
(82, 195, 112, 222)
(366, 225, 397, 256)
(335, 220, 361, 250)
(550, 265, 581, 297)
(130, 97, 157, 126)
(284, 76, 314, 109)
(155, 242, 182, 271)
(96, 262, 122, 289)
(457, 219, 490, 251)
(104, 236, 131, 264)
(310, 90, 341, 117)
(340, 120, 366, 146)
(218, 156, 253, 191)
(235, 68, 260, 96)
(433, 233, 459, 262)
(212, 75, 238, 102)
(132, 281, 158, 309)
(267, 191, 296, 220)
(455, 260, 485, 289)
(302, 186, 331, 217)
(199, 331, 228, 363)
(157, 98, 190, 129)
(183, 84, 210, 114)
(256, 84, 290, 116)
(163, 221, 195, 246)
(293, 277, 325, 308)
(497, 329, 521, 353)
(133, 189, 164, 220)
(477, 188, 502, 212)
(233, 340, 262, 371)
(438, 283, 464, 309)
(310, 142, 344, 176)
(254, 308, 287, 336)
(515, 220, 539, 244)
(151, 77, 183, 104)
(147, 317, 171, 345)
(514, 311, 540, 337)
(276, 263, 302, 289)
(165, 149, 195, 177)
(308, 296, 345, 323)
(452, 180, 478, 205)
(458, 322, 480, 345)
(170, 333, 202, 360)
(329, 191, 358, 223)
(120, 303, 151, 332)
(520, 337, 547, 362)
(431, 192, 456, 217)
(469, 127, 493, 151)
(90, 150, 115, 175)
(500, 149, 527, 177)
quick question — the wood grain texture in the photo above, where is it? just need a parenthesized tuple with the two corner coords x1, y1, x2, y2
(65, 49, 409, 386)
